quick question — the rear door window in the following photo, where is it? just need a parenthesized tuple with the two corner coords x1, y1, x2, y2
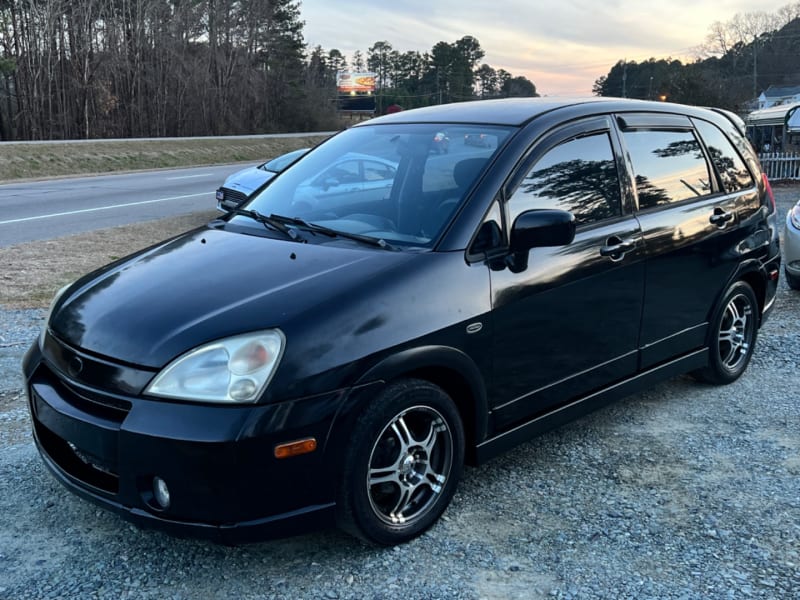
(622, 130, 711, 210)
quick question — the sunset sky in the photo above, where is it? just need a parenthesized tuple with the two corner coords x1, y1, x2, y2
(300, 0, 791, 95)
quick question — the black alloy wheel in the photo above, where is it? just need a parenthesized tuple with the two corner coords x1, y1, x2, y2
(336, 379, 464, 545)
(693, 280, 759, 384)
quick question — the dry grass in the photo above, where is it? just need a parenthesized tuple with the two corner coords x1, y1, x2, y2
(0, 210, 218, 309)
(0, 134, 333, 307)
(0, 136, 330, 182)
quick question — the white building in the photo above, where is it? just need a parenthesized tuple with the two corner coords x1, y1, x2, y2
(746, 103, 800, 151)
(757, 84, 800, 109)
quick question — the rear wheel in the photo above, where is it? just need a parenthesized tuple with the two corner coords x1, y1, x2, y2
(693, 281, 758, 384)
(336, 379, 464, 546)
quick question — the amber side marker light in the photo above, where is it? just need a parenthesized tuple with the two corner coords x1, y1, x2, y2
(274, 438, 317, 459)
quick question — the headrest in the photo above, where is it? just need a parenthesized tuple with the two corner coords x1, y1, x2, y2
(453, 157, 489, 189)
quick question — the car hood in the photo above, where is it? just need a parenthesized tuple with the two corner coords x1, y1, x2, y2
(221, 166, 275, 195)
(50, 227, 414, 368)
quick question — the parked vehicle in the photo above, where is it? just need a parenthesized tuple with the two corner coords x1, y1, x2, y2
(785, 198, 800, 289)
(464, 132, 491, 147)
(216, 148, 309, 212)
(291, 152, 397, 211)
(24, 98, 781, 546)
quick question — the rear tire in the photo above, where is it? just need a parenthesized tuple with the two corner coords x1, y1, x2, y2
(693, 281, 758, 385)
(335, 379, 464, 546)
(785, 268, 800, 290)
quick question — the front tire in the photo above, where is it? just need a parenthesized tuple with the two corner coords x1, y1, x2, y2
(336, 379, 464, 546)
(693, 281, 758, 384)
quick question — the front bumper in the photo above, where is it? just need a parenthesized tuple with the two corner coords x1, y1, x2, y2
(216, 187, 249, 213)
(785, 209, 800, 277)
(23, 340, 369, 543)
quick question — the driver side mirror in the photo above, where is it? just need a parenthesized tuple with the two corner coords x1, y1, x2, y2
(506, 209, 575, 272)
(510, 209, 576, 252)
(317, 177, 338, 191)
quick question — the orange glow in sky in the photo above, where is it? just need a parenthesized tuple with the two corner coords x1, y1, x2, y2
(300, 0, 791, 95)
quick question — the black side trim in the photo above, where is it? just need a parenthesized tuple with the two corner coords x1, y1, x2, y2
(475, 348, 707, 464)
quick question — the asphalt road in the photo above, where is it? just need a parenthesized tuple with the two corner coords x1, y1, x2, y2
(0, 164, 245, 248)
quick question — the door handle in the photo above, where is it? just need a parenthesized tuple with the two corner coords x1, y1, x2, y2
(600, 236, 636, 261)
(709, 208, 734, 227)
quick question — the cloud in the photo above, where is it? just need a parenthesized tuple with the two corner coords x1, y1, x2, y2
(299, 0, 791, 94)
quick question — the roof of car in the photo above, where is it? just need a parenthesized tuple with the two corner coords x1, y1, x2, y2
(363, 97, 713, 128)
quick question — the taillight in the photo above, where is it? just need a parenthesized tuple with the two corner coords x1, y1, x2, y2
(762, 173, 776, 213)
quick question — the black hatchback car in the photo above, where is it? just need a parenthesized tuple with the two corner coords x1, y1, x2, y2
(24, 98, 781, 546)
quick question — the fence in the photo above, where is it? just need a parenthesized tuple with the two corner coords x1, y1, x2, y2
(758, 152, 800, 181)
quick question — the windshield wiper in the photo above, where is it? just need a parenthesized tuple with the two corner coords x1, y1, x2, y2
(268, 214, 395, 250)
(230, 208, 305, 242)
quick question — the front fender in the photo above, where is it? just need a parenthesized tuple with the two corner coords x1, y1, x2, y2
(354, 345, 490, 448)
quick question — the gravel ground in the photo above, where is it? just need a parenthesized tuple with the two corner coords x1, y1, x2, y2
(1, 187, 798, 600)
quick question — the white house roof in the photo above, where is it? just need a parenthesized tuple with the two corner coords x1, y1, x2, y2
(760, 84, 800, 99)
(746, 102, 800, 130)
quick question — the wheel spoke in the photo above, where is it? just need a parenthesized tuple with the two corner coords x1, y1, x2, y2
(420, 417, 445, 455)
(425, 471, 446, 494)
(727, 301, 742, 324)
(369, 466, 400, 487)
(720, 339, 738, 366)
(391, 416, 413, 453)
(388, 482, 415, 523)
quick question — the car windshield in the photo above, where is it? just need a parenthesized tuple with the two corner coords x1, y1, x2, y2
(234, 123, 513, 249)
(260, 148, 308, 173)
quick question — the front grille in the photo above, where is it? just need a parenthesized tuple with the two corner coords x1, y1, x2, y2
(37, 364, 131, 424)
(29, 365, 127, 496)
(32, 396, 120, 495)
(219, 187, 249, 209)
(61, 378, 132, 422)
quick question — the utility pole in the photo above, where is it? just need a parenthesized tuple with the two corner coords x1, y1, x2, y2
(622, 60, 627, 98)
(752, 38, 758, 101)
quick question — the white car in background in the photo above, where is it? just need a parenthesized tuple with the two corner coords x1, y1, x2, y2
(785, 199, 800, 289)
(216, 148, 309, 212)
(290, 152, 397, 211)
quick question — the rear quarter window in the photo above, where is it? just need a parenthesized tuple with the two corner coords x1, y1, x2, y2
(693, 119, 754, 193)
(622, 129, 711, 210)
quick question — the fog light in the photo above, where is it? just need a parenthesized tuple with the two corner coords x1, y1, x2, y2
(153, 477, 171, 509)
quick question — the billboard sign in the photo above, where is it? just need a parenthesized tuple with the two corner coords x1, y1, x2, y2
(337, 72, 376, 94)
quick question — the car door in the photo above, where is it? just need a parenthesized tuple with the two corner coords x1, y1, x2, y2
(308, 158, 365, 208)
(488, 116, 646, 430)
(615, 113, 756, 368)
(360, 159, 396, 203)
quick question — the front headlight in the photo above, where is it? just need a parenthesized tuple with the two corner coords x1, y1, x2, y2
(145, 330, 285, 404)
